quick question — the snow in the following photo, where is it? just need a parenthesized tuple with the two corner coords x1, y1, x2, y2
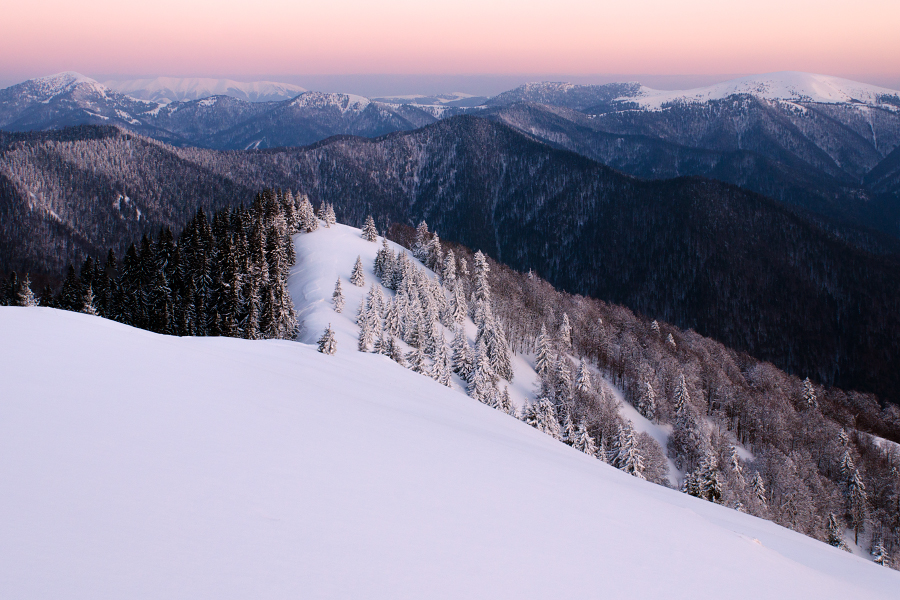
(2, 222, 899, 598)
(624, 72, 900, 109)
(2, 306, 898, 598)
(104, 77, 307, 104)
(289, 91, 371, 113)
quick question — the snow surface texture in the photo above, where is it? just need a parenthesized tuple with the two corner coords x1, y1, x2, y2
(104, 77, 307, 104)
(3, 307, 898, 598)
(3, 224, 899, 598)
(625, 71, 900, 109)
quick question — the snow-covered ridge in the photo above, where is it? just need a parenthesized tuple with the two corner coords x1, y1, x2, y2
(289, 91, 371, 113)
(104, 77, 307, 104)
(20, 71, 109, 101)
(624, 72, 900, 109)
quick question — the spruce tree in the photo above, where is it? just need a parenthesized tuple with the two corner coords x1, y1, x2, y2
(559, 313, 572, 350)
(332, 278, 345, 313)
(535, 324, 554, 379)
(81, 286, 99, 316)
(318, 324, 337, 355)
(351, 256, 365, 287)
(362, 215, 379, 242)
(801, 377, 818, 409)
(616, 422, 645, 479)
(575, 359, 592, 393)
(826, 513, 849, 551)
(847, 468, 867, 545)
(872, 542, 889, 566)
(324, 204, 337, 226)
(638, 381, 656, 422)
(751, 472, 767, 507)
(572, 421, 598, 457)
(673, 374, 690, 419)
(16, 274, 36, 307)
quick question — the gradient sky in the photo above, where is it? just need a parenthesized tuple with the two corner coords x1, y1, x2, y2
(3, 0, 899, 91)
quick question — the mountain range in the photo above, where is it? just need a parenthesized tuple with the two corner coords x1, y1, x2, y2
(2, 71, 899, 237)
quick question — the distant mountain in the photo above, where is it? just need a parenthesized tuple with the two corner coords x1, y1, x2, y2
(0, 73, 449, 150)
(104, 77, 307, 103)
(619, 71, 900, 110)
(3, 71, 900, 236)
(2, 121, 900, 404)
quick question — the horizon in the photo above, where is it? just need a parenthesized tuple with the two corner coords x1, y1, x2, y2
(3, 71, 900, 99)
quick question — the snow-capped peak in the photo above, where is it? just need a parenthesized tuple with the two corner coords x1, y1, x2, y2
(289, 91, 371, 113)
(104, 77, 308, 104)
(625, 72, 900, 109)
(23, 71, 106, 100)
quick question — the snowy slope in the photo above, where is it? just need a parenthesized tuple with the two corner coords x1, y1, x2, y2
(625, 71, 900, 109)
(105, 77, 307, 104)
(3, 305, 899, 598)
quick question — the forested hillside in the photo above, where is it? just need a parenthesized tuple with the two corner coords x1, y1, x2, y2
(2, 121, 899, 404)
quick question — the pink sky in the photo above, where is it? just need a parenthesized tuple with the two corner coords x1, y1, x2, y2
(2, 0, 899, 85)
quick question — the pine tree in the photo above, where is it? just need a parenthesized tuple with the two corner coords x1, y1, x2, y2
(81, 285, 99, 315)
(441, 249, 457, 286)
(324, 204, 337, 226)
(826, 513, 849, 551)
(332, 278, 345, 313)
(729, 446, 745, 487)
(451, 325, 473, 380)
(801, 377, 818, 409)
(847, 468, 867, 545)
(561, 410, 577, 445)
(666, 333, 676, 348)
(638, 381, 656, 421)
(449, 283, 467, 324)
(673, 374, 690, 419)
(559, 313, 572, 350)
(523, 396, 562, 440)
(16, 274, 36, 307)
(362, 215, 379, 242)
(575, 359, 592, 393)
(534, 324, 554, 379)
(468, 338, 494, 402)
(751, 472, 767, 507)
(387, 336, 406, 366)
(318, 324, 337, 355)
(412, 221, 429, 261)
(616, 422, 645, 479)
(498, 386, 515, 416)
(650, 320, 660, 335)
(351, 256, 365, 287)
(572, 421, 598, 457)
(872, 541, 889, 566)
(434, 336, 453, 387)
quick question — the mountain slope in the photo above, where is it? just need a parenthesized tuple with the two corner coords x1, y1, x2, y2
(2, 305, 898, 599)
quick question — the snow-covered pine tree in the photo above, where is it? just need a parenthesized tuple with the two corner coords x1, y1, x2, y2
(298, 195, 318, 233)
(697, 452, 722, 503)
(351, 256, 365, 287)
(801, 377, 818, 409)
(615, 422, 645, 479)
(332, 278, 345, 313)
(575, 359, 592, 394)
(650, 320, 660, 335)
(498, 386, 515, 416)
(666, 333, 676, 348)
(433, 336, 452, 387)
(872, 541, 889, 566)
(673, 374, 690, 419)
(468, 338, 495, 403)
(425, 234, 443, 271)
(316, 202, 327, 223)
(81, 285, 99, 315)
(451, 326, 474, 381)
(534, 324, 554, 379)
(847, 467, 867, 545)
(638, 381, 656, 422)
(826, 513, 849, 551)
(447, 283, 467, 325)
(751, 472, 767, 507)
(317, 324, 337, 355)
(16, 274, 36, 307)
(572, 421, 598, 457)
(358, 310, 375, 352)
(412, 221, 429, 261)
(523, 396, 562, 440)
(561, 410, 577, 445)
(362, 215, 378, 242)
(559, 313, 572, 350)
(324, 204, 337, 226)
(441, 249, 457, 286)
